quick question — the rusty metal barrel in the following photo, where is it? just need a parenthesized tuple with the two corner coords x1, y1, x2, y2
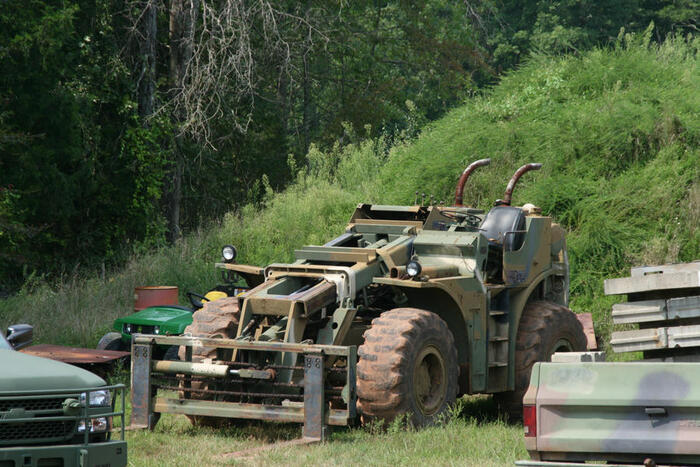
(134, 286, 179, 311)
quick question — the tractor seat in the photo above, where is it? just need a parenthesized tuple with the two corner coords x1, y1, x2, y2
(480, 206, 526, 252)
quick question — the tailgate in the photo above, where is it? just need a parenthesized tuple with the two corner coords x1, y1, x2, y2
(531, 362, 700, 462)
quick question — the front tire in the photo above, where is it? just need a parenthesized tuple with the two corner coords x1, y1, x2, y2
(178, 297, 240, 427)
(357, 308, 458, 427)
(97, 332, 125, 351)
(494, 300, 587, 419)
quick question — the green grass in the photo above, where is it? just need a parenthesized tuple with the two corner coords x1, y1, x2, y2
(101, 364, 523, 467)
(117, 395, 525, 466)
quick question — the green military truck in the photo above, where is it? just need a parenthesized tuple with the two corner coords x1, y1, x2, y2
(519, 359, 700, 466)
(0, 328, 126, 467)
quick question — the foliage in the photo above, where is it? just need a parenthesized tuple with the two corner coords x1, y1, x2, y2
(377, 33, 699, 350)
(1, 0, 697, 292)
(466, 0, 698, 70)
(1, 35, 696, 357)
(0, 0, 170, 289)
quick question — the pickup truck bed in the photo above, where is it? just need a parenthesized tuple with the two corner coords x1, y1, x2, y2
(522, 361, 700, 466)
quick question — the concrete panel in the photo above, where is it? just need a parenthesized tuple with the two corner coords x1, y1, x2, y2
(667, 324, 700, 348)
(551, 351, 606, 363)
(630, 261, 700, 277)
(611, 299, 666, 324)
(668, 295, 700, 320)
(604, 271, 700, 296)
(610, 328, 667, 353)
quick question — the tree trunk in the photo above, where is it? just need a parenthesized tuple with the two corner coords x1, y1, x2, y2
(137, 0, 157, 122)
(301, 0, 311, 154)
(165, 0, 198, 242)
(164, 150, 182, 242)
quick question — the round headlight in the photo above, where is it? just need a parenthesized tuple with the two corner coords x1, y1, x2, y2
(154, 326, 160, 334)
(222, 245, 237, 262)
(406, 261, 422, 278)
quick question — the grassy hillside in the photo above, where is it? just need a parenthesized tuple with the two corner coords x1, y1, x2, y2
(1, 32, 697, 355)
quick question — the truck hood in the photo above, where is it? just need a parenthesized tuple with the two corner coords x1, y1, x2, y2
(0, 349, 106, 392)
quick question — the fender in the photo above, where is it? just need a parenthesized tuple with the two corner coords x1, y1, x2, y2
(373, 276, 486, 394)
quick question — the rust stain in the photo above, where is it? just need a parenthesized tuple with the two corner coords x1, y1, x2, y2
(500, 163, 542, 206)
(454, 158, 491, 206)
(20, 344, 130, 364)
(575, 312, 598, 350)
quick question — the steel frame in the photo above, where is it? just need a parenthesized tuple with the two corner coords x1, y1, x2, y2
(130, 334, 357, 441)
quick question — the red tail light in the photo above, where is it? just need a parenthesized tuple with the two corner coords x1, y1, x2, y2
(523, 404, 536, 437)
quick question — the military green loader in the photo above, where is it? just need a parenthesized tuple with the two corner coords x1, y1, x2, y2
(130, 160, 586, 437)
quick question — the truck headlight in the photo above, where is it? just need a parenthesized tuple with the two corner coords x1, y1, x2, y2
(406, 261, 422, 278)
(154, 326, 160, 334)
(123, 323, 132, 334)
(80, 389, 111, 407)
(77, 417, 109, 433)
(222, 245, 237, 262)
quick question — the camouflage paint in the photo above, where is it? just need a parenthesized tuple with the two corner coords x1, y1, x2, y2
(142, 167, 572, 430)
(524, 361, 700, 465)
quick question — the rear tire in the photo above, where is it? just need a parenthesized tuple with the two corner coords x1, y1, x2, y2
(357, 308, 458, 427)
(178, 297, 240, 427)
(163, 345, 180, 361)
(494, 300, 587, 419)
(97, 332, 125, 351)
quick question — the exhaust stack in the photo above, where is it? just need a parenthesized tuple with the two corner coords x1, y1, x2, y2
(498, 163, 542, 206)
(454, 158, 491, 206)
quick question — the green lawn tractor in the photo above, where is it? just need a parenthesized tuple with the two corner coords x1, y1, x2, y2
(97, 253, 251, 359)
(131, 160, 587, 438)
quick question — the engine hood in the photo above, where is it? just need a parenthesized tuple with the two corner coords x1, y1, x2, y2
(115, 305, 193, 326)
(0, 349, 106, 392)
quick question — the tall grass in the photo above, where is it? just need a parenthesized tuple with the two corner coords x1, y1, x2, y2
(1, 33, 697, 354)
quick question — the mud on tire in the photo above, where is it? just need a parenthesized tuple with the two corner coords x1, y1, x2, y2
(178, 296, 240, 360)
(494, 300, 587, 419)
(357, 308, 458, 427)
(178, 296, 240, 427)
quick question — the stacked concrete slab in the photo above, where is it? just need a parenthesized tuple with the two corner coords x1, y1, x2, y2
(604, 261, 700, 361)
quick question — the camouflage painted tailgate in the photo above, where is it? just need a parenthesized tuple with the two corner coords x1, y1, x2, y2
(524, 361, 700, 465)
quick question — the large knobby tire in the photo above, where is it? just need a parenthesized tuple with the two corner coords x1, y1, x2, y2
(495, 300, 587, 419)
(177, 297, 240, 427)
(178, 296, 240, 360)
(357, 308, 459, 427)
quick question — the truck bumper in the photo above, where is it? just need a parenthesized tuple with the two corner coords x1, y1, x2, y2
(0, 440, 127, 467)
(516, 461, 664, 467)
